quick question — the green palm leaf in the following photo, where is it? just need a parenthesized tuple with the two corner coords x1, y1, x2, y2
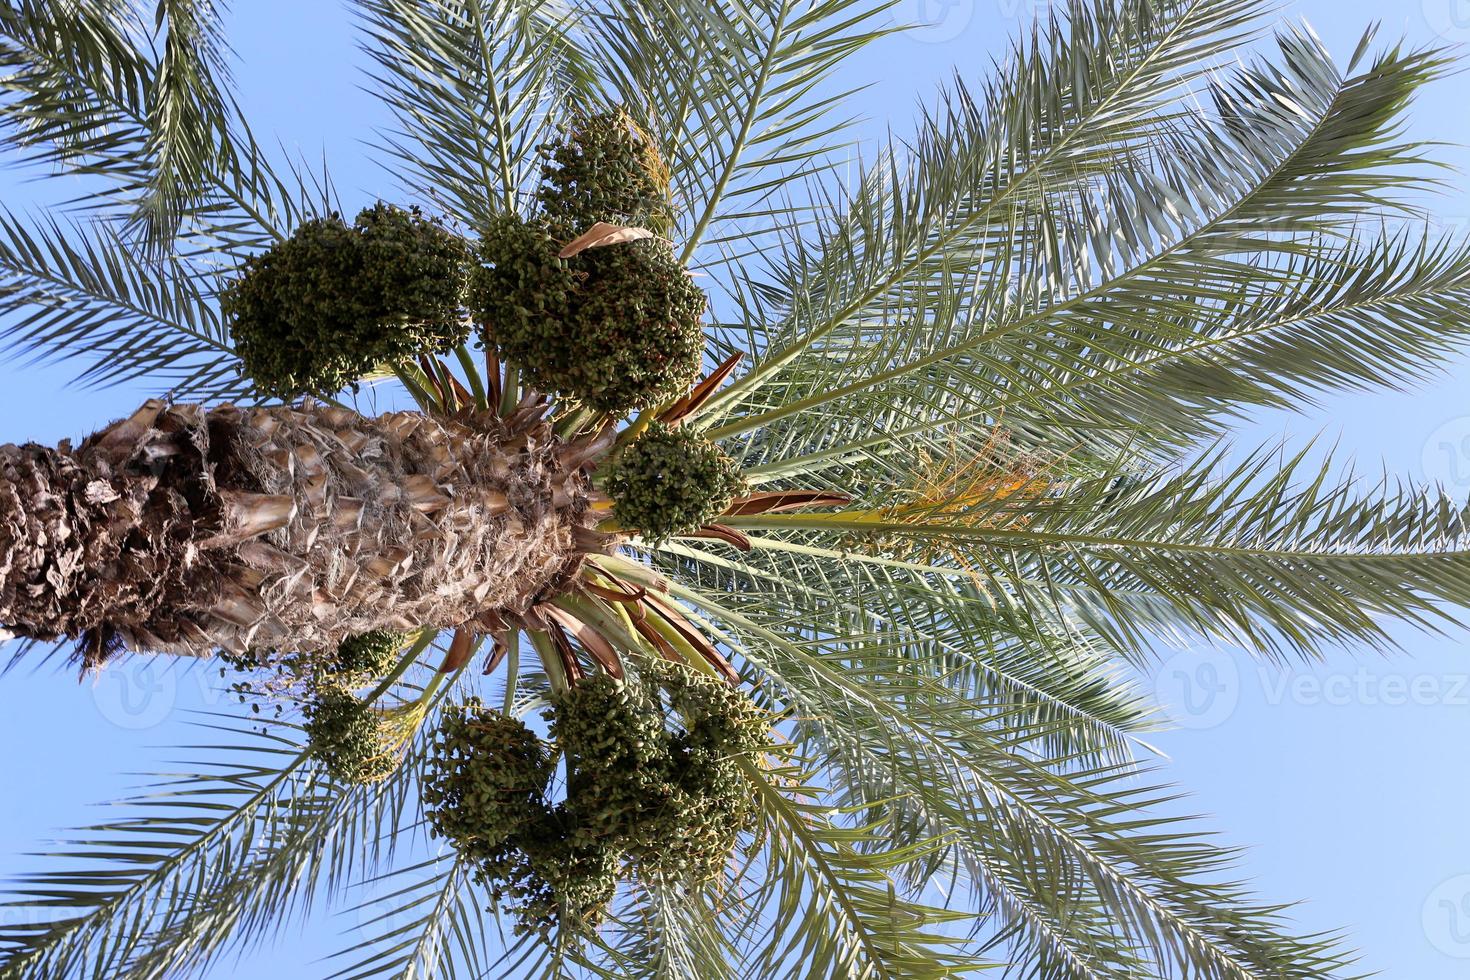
(727, 443, 1470, 660)
(584, 0, 894, 265)
(353, 0, 597, 230)
(325, 858, 502, 980)
(1, 0, 1468, 976)
(0, 208, 248, 399)
(660, 578, 1355, 978)
(136, 0, 237, 246)
(700, 0, 1281, 422)
(704, 18, 1451, 476)
(648, 541, 1155, 765)
(0, 638, 449, 979)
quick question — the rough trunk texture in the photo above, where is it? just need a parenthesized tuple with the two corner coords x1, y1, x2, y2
(0, 398, 600, 663)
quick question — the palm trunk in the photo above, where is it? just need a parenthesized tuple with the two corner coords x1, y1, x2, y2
(0, 398, 602, 665)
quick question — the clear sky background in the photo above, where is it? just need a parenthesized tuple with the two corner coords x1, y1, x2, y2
(2, 0, 1470, 976)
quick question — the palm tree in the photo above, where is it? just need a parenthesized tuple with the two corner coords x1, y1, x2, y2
(0, 0, 1468, 975)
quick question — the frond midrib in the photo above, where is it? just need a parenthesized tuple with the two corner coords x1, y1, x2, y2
(702, 0, 1223, 418)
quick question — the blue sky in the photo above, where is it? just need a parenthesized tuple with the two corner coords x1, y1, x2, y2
(3, 0, 1470, 975)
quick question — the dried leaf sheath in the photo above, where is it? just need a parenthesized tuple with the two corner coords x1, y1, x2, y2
(0, 399, 601, 663)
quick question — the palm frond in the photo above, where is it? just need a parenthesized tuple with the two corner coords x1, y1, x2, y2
(728, 441, 1470, 661)
(572, 878, 741, 980)
(0, 643, 453, 980)
(584, 0, 894, 269)
(623, 880, 741, 980)
(0, 0, 242, 247)
(704, 15, 1452, 478)
(732, 755, 976, 979)
(0, 0, 152, 180)
(667, 581, 1357, 979)
(0, 710, 330, 979)
(135, 0, 236, 246)
(644, 542, 1155, 766)
(700, 0, 1279, 422)
(0, 0, 328, 391)
(0, 207, 250, 399)
(325, 857, 511, 980)
(353, 0, 597, 231)
(749, 227, 1470, 487)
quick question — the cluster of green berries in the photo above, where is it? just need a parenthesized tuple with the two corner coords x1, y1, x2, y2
(222, 109, 703, 418)
(330, 630, 405, 678)
(536, 108, 673, 237)
(222, 203, 471, 398)
(422, 662, 765, 937)
(301, 630, 407, 784)
(304, 686, 396, 784)
(554, 660, 766, 883)
(220, 631, 407, 784)
(420, 701, 553, 865)
(603, 422, 745, 541)
(472, 111, 706, 416)
(471, 220, 705, 416)
(420, 696, 620, 934)
(422, 697, 615, 935)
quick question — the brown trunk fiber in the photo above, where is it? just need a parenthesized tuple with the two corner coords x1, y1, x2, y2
(0, 399, 599, 664)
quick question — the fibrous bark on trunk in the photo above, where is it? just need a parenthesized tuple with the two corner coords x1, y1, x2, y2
(0, 398, 603, 664)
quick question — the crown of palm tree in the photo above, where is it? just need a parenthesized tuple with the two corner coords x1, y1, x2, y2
(1, 0, 1468, 977)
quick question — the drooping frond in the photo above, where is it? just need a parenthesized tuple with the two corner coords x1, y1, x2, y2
(137, 0, 236, 245)
(661, 580, 1357, 979)
(0, 0, 152, 181)
(727, 442, 1470, 662)
(704, 13, 1453, 478)
(0, 0, 246, 246)
(324, 858, 508, 980)
(0, 0, 321, 392)
(728, 756, 975, 979)
(0, 208, 247, 399)
(606, 879, 742, 980)
(0, 713, 335, 979)
(645, 541, 1156, 766)
(559, 876, 744, 980)
(0, 642, 451, 980)
(353, 0, 597, 231)
(584, 0, 894, 270)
